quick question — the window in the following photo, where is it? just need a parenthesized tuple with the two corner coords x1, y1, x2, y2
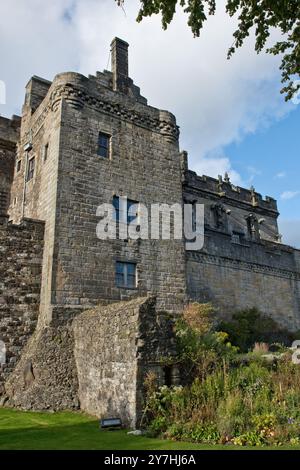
(115, 261, 137, 288)
(43, 143, 49, 162)
(16, 160, 21, 172)
(97, 132, 110, 158)
(231, 231, 244, 244)
(164, 366, 173, 387)
(112, 196, 139, 224)
(26, 157, 35, 181)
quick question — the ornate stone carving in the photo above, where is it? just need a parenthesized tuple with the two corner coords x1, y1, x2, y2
(49, 84, 180, 141)
(246, 213, 260, 241)
(211, 203, 227, 229)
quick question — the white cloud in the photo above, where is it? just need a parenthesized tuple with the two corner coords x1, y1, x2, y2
(191, 154, 243, 186)
(275, 172, 287, 179)
(280, 191, 300, 201)
(0, 0, 295, 197)
(279, 220, 300, 248)
(0, 0, 79, 116)
(0, 0, 297, 247)
(69, 0, 293, 183)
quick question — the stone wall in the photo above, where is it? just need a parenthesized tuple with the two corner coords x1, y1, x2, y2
(4, 318, 79, 411)
(9, 75, 65, 325)
(185, 170, 280, 243)
(52, 78, 186, 316)
(0, 115, 20, 216)
(73, 297, 177, 427)
(5, 297, 176, 424)
(187, 228, 300, 331)
(0, 217, 44, 391)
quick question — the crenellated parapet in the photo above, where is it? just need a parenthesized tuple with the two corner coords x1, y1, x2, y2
(185, 170, 278, 215)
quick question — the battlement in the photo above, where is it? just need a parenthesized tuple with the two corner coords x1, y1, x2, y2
(24, 75, 52, 114)
(186, 169, 278, 214)
(0, 115, 20, 216)
(19, 37, 178, 150)
(0, 115, 20, 146)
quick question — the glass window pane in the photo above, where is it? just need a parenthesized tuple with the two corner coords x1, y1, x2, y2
(99, 135, 108, 148)
(127, 199, 138, 224)
(116, 262, 136, 288)
(112, 196, 119, 210)
(98, 146, 108, 158)
(127, 275, 136, 288)
(98, 133, 110, 158)
(116, 262, 124, 274)
(127, 263, 136, 275)
(116, 273, 124, 287)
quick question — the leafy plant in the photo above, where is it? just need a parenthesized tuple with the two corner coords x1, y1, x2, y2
(218, 308, 295, 352)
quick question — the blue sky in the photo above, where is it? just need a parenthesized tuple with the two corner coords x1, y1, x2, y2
(226, 106, 300, 222)
(222, 104, 300, 246)
(0, 0, 299, 246)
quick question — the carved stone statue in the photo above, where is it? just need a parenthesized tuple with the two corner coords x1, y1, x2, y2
(211, 203, 227, 229)
(246, 213, 260, 241)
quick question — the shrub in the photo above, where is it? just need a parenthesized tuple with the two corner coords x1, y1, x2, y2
(216, 391, 250, 437)
(218, 308, 294, 352)
(183, 303, 215, 335)
(232, 431, 265, 447)
(175, 303, 238, 382)
(143, 305, 300, 447)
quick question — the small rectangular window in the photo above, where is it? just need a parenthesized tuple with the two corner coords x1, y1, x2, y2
(115, 261, 137, 289)
(27, 157, 35, 182)
(231, 231, 244, 244)
(97, 132, 110, 158)
(43, 143, 49, 162)
(113, 196, 139, 224)
(16, 160, 21, 172)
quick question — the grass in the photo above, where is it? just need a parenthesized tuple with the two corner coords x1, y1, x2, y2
(0, 408, 299, 450)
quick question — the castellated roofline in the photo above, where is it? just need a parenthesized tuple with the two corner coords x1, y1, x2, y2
(21, 65, 180, 144)
(185, 167, 279, 215)
(3, 38, 281, 208)
(0, 114, 20, 147)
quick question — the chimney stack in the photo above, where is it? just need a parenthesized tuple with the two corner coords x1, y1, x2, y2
(110, 37, 129, 94)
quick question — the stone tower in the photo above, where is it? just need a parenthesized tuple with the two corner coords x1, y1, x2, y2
(9, 38, 187, 325)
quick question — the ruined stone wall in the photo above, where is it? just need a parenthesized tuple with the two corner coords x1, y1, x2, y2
(0, 217, 44, 391)
(186, 229, 300, 331)
(4, 318, 79, 411)
(73, 297, 176, 427)
(4, 297, 175, 422)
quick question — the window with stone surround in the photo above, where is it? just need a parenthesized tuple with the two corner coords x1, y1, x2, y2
(43, 143, 49, 162)
(16, 160, 21, 172)
(112, 196, 139, 225)
(97, 132, 110, 158)
(26, 156, 35, 182)
(115, 261, 137, 288)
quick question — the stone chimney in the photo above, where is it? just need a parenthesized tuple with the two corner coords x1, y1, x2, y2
(111, 37, 129, 94)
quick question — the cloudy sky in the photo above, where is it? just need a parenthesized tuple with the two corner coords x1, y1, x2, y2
(0, 0, 299, 246)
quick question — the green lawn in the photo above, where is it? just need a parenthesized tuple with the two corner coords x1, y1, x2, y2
(0, 408, 298, 450)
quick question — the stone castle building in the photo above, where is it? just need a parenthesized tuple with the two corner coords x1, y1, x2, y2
(0, 38, 299, 426)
